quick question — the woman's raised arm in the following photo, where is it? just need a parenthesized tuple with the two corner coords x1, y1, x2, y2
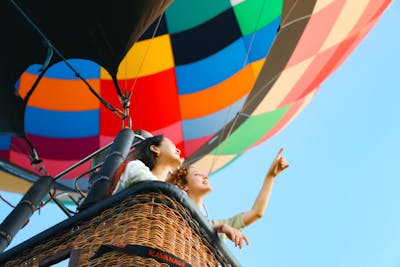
(242, 148, 289, 226)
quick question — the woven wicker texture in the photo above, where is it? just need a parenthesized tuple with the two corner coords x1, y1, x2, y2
(4, 192, 229, 267)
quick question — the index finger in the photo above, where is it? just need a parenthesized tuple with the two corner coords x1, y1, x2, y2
(275, 147, 284, 159)
(243, 234, 250, 246)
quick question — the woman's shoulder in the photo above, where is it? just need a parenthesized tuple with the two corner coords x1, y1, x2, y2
(126, 159, 146, 167)
(113, 159, 157, 194)
(125, 159, 150, 171)
(124, 159, 156, 180)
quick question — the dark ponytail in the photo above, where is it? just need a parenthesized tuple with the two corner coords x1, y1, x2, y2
(108, 135, 164, 195)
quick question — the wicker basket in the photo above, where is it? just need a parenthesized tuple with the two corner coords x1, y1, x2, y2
(1, 183, 238, 267)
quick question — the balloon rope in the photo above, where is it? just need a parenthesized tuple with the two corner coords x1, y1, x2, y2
(113, 13, 164, 129)
(22, 136, 50, 177)
(10, 142, 31, 162)
(208, 0, 304, 174)
(39, 188, 56, 208)
(10, 135, 51, 177)
(124, 45, 129, 96)
(110, 74, 132, 128)
(0, 194, 31, 227)
(238, 0, 307, 112)
(0, 195, 16, 208)
(9, 0, 124, 118)
(0, 195, 31, 227)
(207, 0, 270, 174)
(23, 64, 50, 105)
(280, 0, 300, 26)
(127, 13, 165, 97)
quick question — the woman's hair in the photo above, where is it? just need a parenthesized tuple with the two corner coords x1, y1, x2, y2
(166, 165, 190, 190)
(128, 134, 164, 170)
(108, 134, 164, 195)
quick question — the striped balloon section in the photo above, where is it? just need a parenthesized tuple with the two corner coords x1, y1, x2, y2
(0, 0, 392, 193)
(193, 0, 392, 173)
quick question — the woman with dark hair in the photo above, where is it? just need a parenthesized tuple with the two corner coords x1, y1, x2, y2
(110, 134, 248, 248)
(110, 134, 182, 194)
(166, 148, 289, 246)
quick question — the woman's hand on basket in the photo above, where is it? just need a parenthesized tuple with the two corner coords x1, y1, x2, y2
(214, 224, 249, 249)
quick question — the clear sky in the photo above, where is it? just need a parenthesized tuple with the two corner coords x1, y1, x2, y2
(1, 1, 399, 267)
(208, 1, 400, 266)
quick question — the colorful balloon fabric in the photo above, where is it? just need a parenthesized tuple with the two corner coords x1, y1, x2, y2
(0, 0, 392, 195)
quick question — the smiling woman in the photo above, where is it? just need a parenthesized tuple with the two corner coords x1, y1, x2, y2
(166, 148, 289, 248)
(110, 135, 182, 195)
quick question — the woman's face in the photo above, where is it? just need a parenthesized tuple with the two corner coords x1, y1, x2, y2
(156, 137, 182, 166)
(185, 166, 212, 196)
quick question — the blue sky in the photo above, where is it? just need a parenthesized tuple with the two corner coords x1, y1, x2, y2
(207, 1, 400, 266)
(1, 1, 399, 267)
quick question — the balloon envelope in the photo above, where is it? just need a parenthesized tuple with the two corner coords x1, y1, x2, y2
(0, 0, 392, 195)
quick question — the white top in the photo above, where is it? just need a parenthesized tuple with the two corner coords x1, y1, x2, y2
(113, 160, 157, 194)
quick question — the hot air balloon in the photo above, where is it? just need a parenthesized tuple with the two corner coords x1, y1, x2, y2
(0, 0, 394, 265)
(0, 0, 392, 204)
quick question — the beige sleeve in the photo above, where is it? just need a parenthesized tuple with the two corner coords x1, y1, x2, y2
(209, 213, 246, 231)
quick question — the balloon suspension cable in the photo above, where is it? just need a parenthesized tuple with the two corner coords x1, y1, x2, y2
(6, 142, 55, 217)
(53, 195, 78, 216)
(40, 188, 56, 209)
(33, 188, 55, 218)
(9, 0, 123, 116)
(116, 14, 164, 129)
(23, 58, 51, 105)
(110, 74, 132, 128)
(128, 13, 164, 95)
(121, 97, 132, 129)
(0, 195, 31, 227)
(111, 73, 125, 100)
(20, 137, 71, 216)
(280, 0, 305, 28)
(0, 194, 29, 228)
(239, 0, 301, 114)
(0, 195, 16, 208)
(40, 188, 73, 218)
(74, 175, 88, 199)
(207, 0, 270, 174)
(23, 136, 49, 177)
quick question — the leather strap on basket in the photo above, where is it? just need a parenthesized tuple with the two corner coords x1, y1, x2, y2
(90, 244, 192, 267)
